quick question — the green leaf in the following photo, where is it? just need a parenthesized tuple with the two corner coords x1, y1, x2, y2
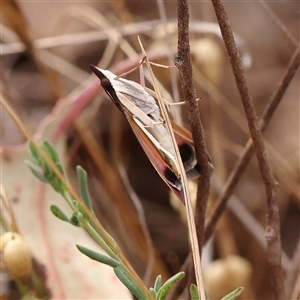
(27, 141, 68, 195)
(48, 174, 65, 194)
(149, 287, 156, 298)
(114, 266, 148, 300)
(42, 141, 61, 164)
(221, 287, 244, 300)
(26, 162, 49, 183)
(70, 213, 81, 227)
(28, 142, 41, 165)
(156, 272, 185, 300)
(190, 284, 199, 300)
(76, 245, 120, 267)
(76, 166, 93, 211)
(50, 205, 70, 223)
(154, 275, 162, 293)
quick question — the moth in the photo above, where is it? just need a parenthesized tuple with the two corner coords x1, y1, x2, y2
(90, 65, 212, 203)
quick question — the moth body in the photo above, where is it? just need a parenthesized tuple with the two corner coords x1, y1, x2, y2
(90, 64, 207, 202)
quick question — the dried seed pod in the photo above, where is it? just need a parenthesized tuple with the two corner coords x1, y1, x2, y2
(0, 232, 22, 252)
(2, 238, 32, 281)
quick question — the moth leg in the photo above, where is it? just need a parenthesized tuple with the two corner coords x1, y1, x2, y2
(114, 56, 147, 80)
(168, 98, 201, 106)
(144, 87, 200, 110)
(149, 61, 177, 69)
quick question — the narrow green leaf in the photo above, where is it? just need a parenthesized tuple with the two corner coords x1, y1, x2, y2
(114, 266, 147, 300)
(76, 245, 120, 268)
(28, 142, 40, 164)
(221, 287, 244, 300)
(50, 205, 70, 223)
(42, 141, 61, 164)
(157, 272, 185, 300)
(149, 287, 156, 298)
(26, 162, 49, 183)
(190, 284, 199, 300)
(76, 166, 92, 211)
(153, 275, 162, 292)
(49, 175, 65, 194)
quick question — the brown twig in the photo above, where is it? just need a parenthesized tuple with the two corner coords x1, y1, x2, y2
(175, 0, 211, 247)
(205, 46, 300, 242)
(175, 0, 211, 297)
(210, 0, 288, 299)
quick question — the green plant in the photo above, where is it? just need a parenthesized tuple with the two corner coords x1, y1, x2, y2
(26, 140, 243, 300)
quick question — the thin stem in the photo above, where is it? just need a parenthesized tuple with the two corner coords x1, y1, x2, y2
(83, 221, 119, 260)
(210, 0, 286, 298)
(139, 36, 205, 299)
(205, 45, 300, 241)
(175, 0, 210, 298)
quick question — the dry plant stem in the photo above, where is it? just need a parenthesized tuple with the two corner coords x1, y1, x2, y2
(156, 0, 181, 106)
(153, 45, 299, 300)
(205, 45, 300, 241)
(138, 38, 205, 300)
(210, 0, 286, 298)
(0, 185, 20, 233)
(175, 0, 210, 298)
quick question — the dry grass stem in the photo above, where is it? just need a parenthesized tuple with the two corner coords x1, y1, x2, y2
(205, 45, 300, 240)
(174, 0, 212, 298)
(139, 37, 206, 299)
(210, 0, 293, 298)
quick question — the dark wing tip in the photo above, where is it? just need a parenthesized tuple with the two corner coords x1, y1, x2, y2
(89, 64, 106, 81)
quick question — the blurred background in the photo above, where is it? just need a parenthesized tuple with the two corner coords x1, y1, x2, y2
(1, 0, 299, 299)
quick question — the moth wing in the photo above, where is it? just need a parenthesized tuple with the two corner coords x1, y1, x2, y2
(172, 122, 214, 178)
(116, 92, 155, 128)
(124, 113, 184, 203)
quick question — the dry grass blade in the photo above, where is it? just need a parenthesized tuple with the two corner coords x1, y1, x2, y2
(0, 185, 19, 233)
(173, 0, 212, 298)
(155, 0, 181, 107)
(2, 0, 35, 55)
(138, 37, 206, 300)
(2, 0, 62, 99)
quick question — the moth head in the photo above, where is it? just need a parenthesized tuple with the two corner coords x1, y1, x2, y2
(90, 65, 112, 89)
(90, 65, 122, 109)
